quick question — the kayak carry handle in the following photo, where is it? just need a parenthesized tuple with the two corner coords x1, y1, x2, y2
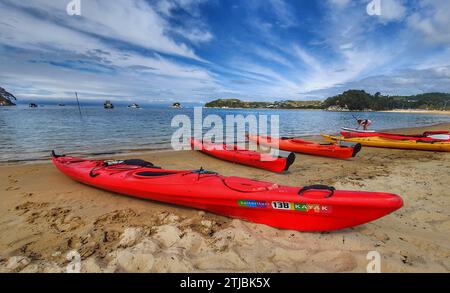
(89, 169, 100, 178)
(298, 185, 336, 198)
(352, 143, 362, 157)
(283, 152, 296, 172)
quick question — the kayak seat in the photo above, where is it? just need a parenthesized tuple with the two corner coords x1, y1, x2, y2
(135, 171, 175, 177)
(122, 159, 160, 168)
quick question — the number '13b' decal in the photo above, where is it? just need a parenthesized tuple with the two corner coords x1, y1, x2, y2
(272, 201, 291, 210)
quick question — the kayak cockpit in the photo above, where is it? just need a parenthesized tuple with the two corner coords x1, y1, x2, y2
(135, 171, 178, 177)
(223, 177, 279, 192)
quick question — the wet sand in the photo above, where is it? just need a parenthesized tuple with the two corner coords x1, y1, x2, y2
(0, 123, 449, 272)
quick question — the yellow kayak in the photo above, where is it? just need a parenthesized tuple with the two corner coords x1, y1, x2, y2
(322, 134, 450, 152)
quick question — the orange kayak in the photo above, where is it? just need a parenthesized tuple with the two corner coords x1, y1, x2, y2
(247, 134, 361, 159)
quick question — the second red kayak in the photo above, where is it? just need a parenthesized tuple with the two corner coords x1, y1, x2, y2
(191, 138, 295, 173)
(247, 134, 362, 159)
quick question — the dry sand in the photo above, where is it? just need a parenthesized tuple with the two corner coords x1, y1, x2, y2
(0, 123, 449, 273)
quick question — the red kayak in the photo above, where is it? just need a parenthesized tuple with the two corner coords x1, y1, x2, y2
(247, 134, 361, 159)
(341, 128, 450, 142)
(190, 138, 295, 173)
(52, 152, 403, 232)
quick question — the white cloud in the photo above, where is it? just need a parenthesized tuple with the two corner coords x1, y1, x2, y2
(156, 0, 208, 17)
(292, 46, 324, 74)
(1, 0, 205, 60)
(407, 0, 450, 45)
(0, 0, 221, 102)
(245, 0, 297, 32)
(155, 0, 213, 44)
(172, 26, 214, 44)
(0, 52, 222, 102)
(1, 0, 449, 103)
(379, 0, 407, 22)
(267, 0, 297, 28)
(293, 46, 391, 94)
(219, 0, 450, 100)
(252, 47, 293, 68)
(304, 65, 450, 98)
(328, 0, 351, 8)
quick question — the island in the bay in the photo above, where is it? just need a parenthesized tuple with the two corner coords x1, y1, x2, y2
(205, 90, 450, 111)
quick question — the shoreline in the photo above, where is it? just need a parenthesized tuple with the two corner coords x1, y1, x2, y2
(0, 123, 449, 272)
(204, 106, 323, 111)
(1, 122, 449, 166)
(205, 107, 450, 115)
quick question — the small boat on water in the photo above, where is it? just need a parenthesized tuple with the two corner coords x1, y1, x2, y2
(104, 100, 114, 109)
(127, 103, 141, 109)
(52, 152, 403, 232)
(171, 102, 182, 109)
(29, 103, 38, 108)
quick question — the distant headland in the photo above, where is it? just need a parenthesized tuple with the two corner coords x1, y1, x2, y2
(205, 90, 450, 111)
(0, 87, 16, 106)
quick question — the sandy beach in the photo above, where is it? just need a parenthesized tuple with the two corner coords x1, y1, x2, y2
(0, 123, 449, 273)
(381, 109, 450, 115)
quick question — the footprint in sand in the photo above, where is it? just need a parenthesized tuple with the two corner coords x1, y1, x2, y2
(15, 202, 83, 232)
(93, 209, 138, 226)
(21, 192, 34, 198)
(15, 201, 50, 216)
(46, 208, 84, 233)
(6, 176, 20, 191)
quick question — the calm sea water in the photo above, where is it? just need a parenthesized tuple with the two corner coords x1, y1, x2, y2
(1, 105, 449, 163)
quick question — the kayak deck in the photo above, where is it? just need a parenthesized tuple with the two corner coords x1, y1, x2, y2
(247, 134, 361, 159)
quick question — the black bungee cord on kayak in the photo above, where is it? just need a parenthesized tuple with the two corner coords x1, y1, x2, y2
(189, 167, 218, 181)
(191, 167, 217, 175)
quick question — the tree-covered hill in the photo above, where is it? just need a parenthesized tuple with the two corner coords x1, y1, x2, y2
(204, 99, 323, 109)
(323, 90, 450, 111)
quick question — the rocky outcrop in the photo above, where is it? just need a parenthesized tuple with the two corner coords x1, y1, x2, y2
(0, 87, 16, 106)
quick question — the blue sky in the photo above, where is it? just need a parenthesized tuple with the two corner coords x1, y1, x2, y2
(0, 0, 449, 103)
